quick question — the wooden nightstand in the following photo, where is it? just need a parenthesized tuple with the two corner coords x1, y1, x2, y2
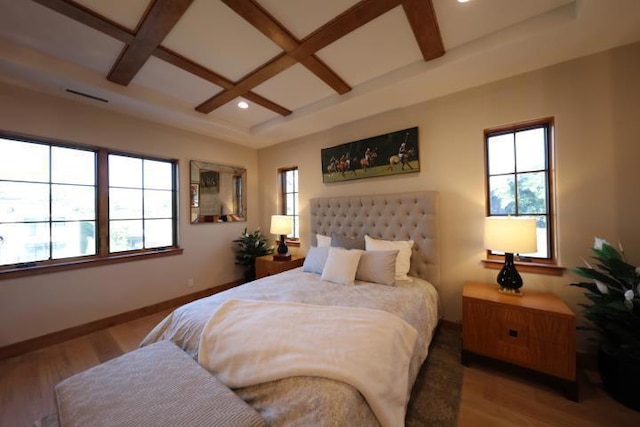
(462, 281, 578, 401)
(255, 254, 305, 279)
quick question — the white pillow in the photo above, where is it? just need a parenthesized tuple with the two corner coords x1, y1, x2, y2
(316, 234, 331, 247)
(364, 235, 414, 281)
(320, 247, 362, 286)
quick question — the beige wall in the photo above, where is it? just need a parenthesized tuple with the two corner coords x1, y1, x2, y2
(258, 42, 640, 351)
(0, 83, 258, 346)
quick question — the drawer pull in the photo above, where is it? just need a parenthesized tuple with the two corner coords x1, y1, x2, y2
(508, 329, 519, 338)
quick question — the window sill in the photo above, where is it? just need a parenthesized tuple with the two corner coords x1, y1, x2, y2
(482, 259, 565, 276)
(285, 239, 300, 248)
(0, 247, 183, 280)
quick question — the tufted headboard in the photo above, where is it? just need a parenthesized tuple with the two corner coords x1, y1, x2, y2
(309, 191, 440, 286)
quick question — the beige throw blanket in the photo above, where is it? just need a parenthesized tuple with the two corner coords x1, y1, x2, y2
(198, 299, 418, 427)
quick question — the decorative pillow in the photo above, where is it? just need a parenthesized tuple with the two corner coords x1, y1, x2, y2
(302, 246, 330, 274)
(316, 234, 331, 247)
(320, 247, 363, 286)
(330, 233, 365, 250)
(355, 250, 399, 286)
(364, 235, 414, 281)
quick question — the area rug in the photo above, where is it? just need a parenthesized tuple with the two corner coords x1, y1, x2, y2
(35, 327, 463, 427)
(406, 325, 464, 427)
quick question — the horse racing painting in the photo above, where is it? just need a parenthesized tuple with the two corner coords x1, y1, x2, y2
(321, 127, 419, 183)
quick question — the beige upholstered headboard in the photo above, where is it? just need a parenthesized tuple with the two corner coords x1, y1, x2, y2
(309, 191, 440, 286)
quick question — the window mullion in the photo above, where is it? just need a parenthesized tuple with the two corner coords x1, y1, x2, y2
(48, 145, 54, 261)
(97, 149, 109, 256)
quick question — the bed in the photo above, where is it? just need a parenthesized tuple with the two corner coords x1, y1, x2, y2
(140, 191, 440, 426)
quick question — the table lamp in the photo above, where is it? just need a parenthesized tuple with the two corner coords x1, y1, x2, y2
(484, 216, 538, 295)
(270, 215, 293, 261)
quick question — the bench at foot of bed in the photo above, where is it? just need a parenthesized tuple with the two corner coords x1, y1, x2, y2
(54, 340, 265, 427)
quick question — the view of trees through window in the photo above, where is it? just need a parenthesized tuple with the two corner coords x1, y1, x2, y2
(485, 121, 553, 259)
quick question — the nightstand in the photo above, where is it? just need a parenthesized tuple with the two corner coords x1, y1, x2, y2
(255, 254, 305, 279)
(461, 281, 578, 401)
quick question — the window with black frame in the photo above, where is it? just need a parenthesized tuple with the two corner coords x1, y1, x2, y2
(485, 118, 556, 263)
(279, 167, 299, 239)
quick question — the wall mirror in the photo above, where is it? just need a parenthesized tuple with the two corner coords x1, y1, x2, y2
(190, 160, 246, 224)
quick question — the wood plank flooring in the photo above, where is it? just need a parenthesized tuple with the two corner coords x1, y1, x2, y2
(1, 310, 639, 426)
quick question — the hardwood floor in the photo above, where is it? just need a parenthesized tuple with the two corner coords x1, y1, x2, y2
(1, 310, 638, 427)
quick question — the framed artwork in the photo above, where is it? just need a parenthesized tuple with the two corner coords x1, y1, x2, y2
(321, 127, 419, 183)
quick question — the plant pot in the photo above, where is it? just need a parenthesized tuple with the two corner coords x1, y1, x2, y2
(244, 265, 256, 282)
(598, 346, 640, 411)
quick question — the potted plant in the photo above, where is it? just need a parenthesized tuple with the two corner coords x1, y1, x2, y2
(233, 227, 273, 281)
(570, 237, 640, 411)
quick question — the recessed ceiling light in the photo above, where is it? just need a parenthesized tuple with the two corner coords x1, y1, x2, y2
(237, 101, 249, 109)
(458, 0, 471, 3)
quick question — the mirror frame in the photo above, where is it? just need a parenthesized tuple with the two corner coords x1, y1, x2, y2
(190, 160, 247, 224)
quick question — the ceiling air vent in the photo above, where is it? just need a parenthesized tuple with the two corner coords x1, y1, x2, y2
(65, 88, 109, 103)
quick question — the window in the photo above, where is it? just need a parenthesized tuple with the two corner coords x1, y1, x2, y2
(0, 133, 179, 277)
(279, 167, 299, 239)
(108, 154, 175, 252)
(484, 118, 556, 264)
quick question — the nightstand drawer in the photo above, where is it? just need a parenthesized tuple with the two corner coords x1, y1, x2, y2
(493, 306, 570, 345)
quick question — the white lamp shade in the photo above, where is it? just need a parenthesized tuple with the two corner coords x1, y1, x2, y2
(484, 217, 538, 254)
(270, 215, 293, 235)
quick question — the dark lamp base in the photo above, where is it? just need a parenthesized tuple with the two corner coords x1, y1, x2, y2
(495, 252, 523, 293)
(275, 234, 290, 261)
(273, 253, 291, 261)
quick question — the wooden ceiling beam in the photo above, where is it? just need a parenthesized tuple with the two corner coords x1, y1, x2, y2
(154, 46, 235, 90)
(198, 0, 404, 114)
(155, 47, 291, 116)
(196, 53, 297, 113)
(31, 0, 134, 44)
(107, 0, 194, 86)
(222, 0, 350, 95)
(402, 0, 445, 60)
(33, 0, 290, 116)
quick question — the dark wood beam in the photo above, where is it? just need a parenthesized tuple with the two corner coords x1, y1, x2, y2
(222, 0, 350, 95)
(198, 0, 403, 114)
(33, 0, 291, 116)
(196, 53, 297, 113)
(107, 0, 194, 86)
(154, 46, 235, 90)
(31, 0, 134, 44)
(243, 92, 292, 116)
(402, 0, 445, 60)
(155, 46, 291, 116)
(290, 0, 404, 61)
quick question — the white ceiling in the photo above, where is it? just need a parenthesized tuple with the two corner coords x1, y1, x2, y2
(1, 0, 639, 149)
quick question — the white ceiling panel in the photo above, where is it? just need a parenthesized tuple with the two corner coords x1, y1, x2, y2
(132, 57, 223, 106)
(208, 98, 280, 130)
(252, 64, 335, 111)
(161, 0, 283, 81)
(0, 0, 124, 74)
(73, 0, 152, 31)
(433, 0, 574, 49)
(315, 7, 422, 87)
(257, 0, 361, 39)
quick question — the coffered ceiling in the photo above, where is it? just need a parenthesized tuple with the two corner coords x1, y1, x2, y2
(1, 0, 639, 148)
